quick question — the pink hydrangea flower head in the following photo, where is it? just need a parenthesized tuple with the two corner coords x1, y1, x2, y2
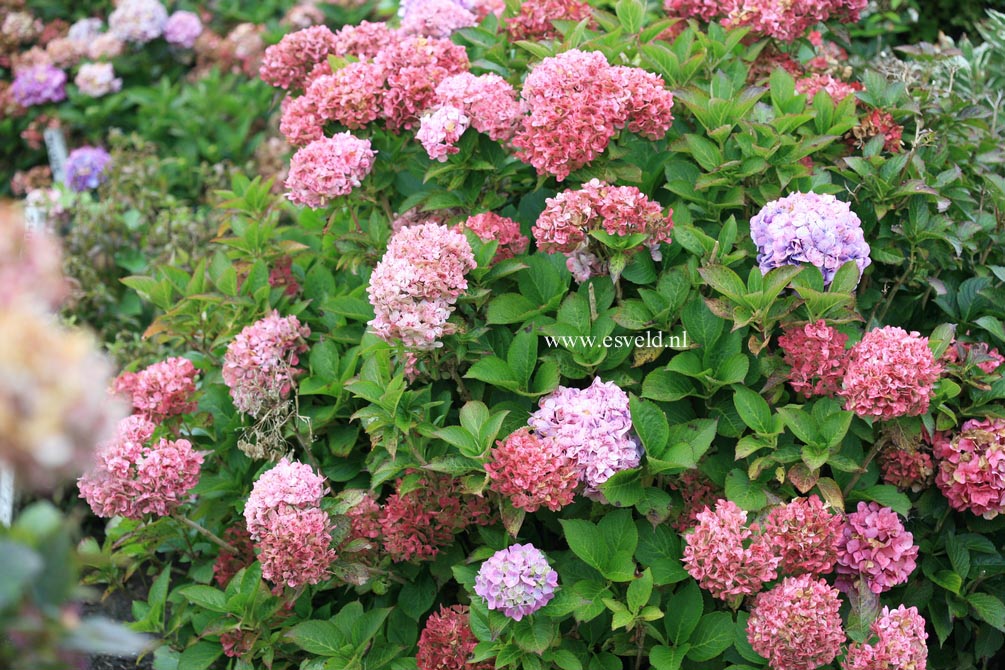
(663, 0, 726, 22)
(279, 94, 325, 147)
(849, 109, 904, 154)
(113, 356, 198, 422)
(682, 499, 781, 600)
(416, 605, 492, 670)
(164, 10, 202, 48)
(609, 66, 676, 139)
(880, 443, 934, 493)
(417, 105, 471, 161)
(74, 62, 122, 97)
(401, 0, 478, 38)
(456, 212, 529, 262)
(244, 458, 334, 588)
(763, 495, 843, 576)
(843, 604, 928, 670)
(331, 21, 398, 59)
(0, 213, 66, 310)
(778, 320, 849, 398)
(221, 311, 310, 418)
(367, 222, 476, 349)
(285, 133, 376, 207)
(11, 64, 67, 106)
(67, 18, 105, 43)
(259, 25, 338, 90)
(669, 469, 720, 532)
(724, 0, 867, 41)
(529, 377, 642, 495)
(89, 33, 125, 60)
(306, 61, 385, 130)
(840, 326, 942, 420)
(474, 543, 558, 621)
(435, 72, 521, 142)
(108, 0, 168, 43)
(507, 0, 593, 41)
(796, 73, 862, 104)
(750, 192, 870, 286)
(212, 526, 256, 587)
(343, 491, 382, 561)
(747, 575, 845, 670)
(486, 428, 579, 512)
(78, 415, 204, 519)
(836, 501, 918, 594)
(934, 418, 1005, 519)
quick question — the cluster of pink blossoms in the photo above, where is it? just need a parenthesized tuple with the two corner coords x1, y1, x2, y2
(259, 25, 338, 91)
(943, 339, 1005, 375)
(934, 418, 1005, 519)
(682, 499, 781, 600)
(417, 105, 470, 161)
(474, 543, 558, 621)
(367, 222, 476, 350)
(664, 0, 867, 42)
(778, 320, 849, 398)
(435, 73, 521, 143)
(796, 73, 862, 104)
(529, 377, 642, 495)
(747, 575, 846, 670)
(456, 212, 528, 263)
(113, 357, 198, 422)
(840, 326, 943, 420)
(669, 469, 720, 532)
(285, 133, 376, 207)
(244, 458, 336, 588)
(880, 443, 935, 493)
(222, 311, 310, 418)
(843, 605, 928, 670)
(485, 428, 579, 513)
(763, 495, 844, 575)
(836, 502, 918, 594)
(533, 179, 673, 281)
(415, 605, 491, 670)
(507, 0, 594, 41)
(79, 416, 203, 519)
(849, 108, 905, 154)
(400, 0, 477, 39)
(512, 49, 674, 181)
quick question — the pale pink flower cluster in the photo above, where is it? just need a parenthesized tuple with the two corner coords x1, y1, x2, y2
(0, 213, 66, 311)
(78, 415, 204, 519)
(244, 458, 336, 588)
(840, 326, 943, 420)
(777, 320, 849, 398)
(163, 10, 203, 49)
(108, 0, 168, 44)
(934, 418, 1005, 519)
(222, 311, 310, 418)
(836, 502, 918, 594)
(259, 25, 338, 90)
(763, 495, 843, 576)
(796, 73, 862, 104)
(843, 605, 928, 670)
(486, 428, 579, 512)
(507, 0, 593, 41)
(682, 499, 781, 600)
(285, 133, 376, 207)
(331, 21, 398, 59)
(113, 357, 198, 423)
(512, 49, 674, 181)
(456, 212, 529, 262)
(435, 73, 521, 142)
(400, 0, 478, 38)
(417, 105, 470, 161)
(529, 377, 642, 495)
(747, 575, 845, 670)
(666, 0, 867, 42)
(74, 62, 122, 97)
(367, 222, 476, 349)
(279, 94, 325, 147)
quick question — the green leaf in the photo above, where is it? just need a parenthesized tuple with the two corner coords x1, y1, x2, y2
(733, 388, 772, 434)
(682, 298, 723, 347)
(777, 406, 819, 445)
(615, 0, 645, 33)
(724, 469, 767, 511)
(946, 533, 971, 580)
(627, 569, 654, 613)
(0, 541, 42, 609)
(285, 620, 344, 656)
(177, 642, 222, 670)
(637, 523, 688, 585)
(487, 293, 539, 324)
(698, 265, 747, 302)
(630, 395, 669, 456)
(969, 593, 1005, 632)
(650, 645, 688, 670)
(684, 134, 724, 172)
(687, 612, 734, 662)
(599, 468, 644, 507)
(847, 485, 912, 517)
(560, 511, 637, 582)
(175, 585, 228, 613)
(465, 357, 518, 390)
(665, 581, 702, 645)
(507, 329, 538, 389)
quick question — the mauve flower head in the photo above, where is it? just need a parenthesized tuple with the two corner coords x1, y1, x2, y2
(456, 212, 529, 263)
(260, 25, 338, 91)
(778, 320, 849, 398)
(285, 133, 376, 208)
(763, 495, 843, 576)
(836, 501, 918, 594)
(401, 0, 478, 38)
(475, 544, 558, 621)
(750, 191, 870, 286)
(529, 377, 642, 495)
(163, 10, 202, 48)
(796, 73, 862, 104)
(88, 33, 125, 60)
(417, 105, 470, 161)
(682, 499, 780, 600)
(934, 418, 1005, 519)
(109, 0, 168, 43)
(67, 17, 104, 43)
(747, 575, 845, 670)
(367, 222, 476, 349)
(222, 311, 310, 418)
(842, 604, 928, 670)
(840, 326, 942, 420)
(282, 3, 325, 30)
(486, 428, 579, 512)
(435, 72, 520, 142)
(507, 0, 593, 41)
(64, 146, 112, 192)
(74, 62, 122, 97)
(78, 415, 204, 519)
(880, 442, 934, 493)
(11, 64, 67, 106)
(416, 605, 491, 670)
(113, 356, 198, 423)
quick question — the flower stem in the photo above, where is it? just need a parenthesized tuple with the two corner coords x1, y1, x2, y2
(175, 514, 238, 554)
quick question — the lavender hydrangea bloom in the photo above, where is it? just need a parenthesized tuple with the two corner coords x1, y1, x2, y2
(11, 65, 67, 107)
(67, 18, 104, 43)
(529, 377, 642, 496)
(750, 192, 871, 286)
(474, 544, 558, 620)
(109, 0, 168, 43)
(64, 147, 112, 192)
(164, 11, 203, 48)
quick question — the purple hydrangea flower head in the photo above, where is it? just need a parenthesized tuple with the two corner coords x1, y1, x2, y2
(164, 10, 202, 48)
(109, 0, 168, 43)
(750, 191, 870, 286)
(64, 147, 112, 192)
(67, 17, 104, 43)
(11, 65, 67, 107)
(529, 377, 642, 496)
(474, 543, 558, 620)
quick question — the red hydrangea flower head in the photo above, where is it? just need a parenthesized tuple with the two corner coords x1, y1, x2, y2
(836, 501, 918, 594)
(260, 25, 338, 91)
(416, 605, 491, 670)
(934, 418, 1005, 519)
(113, 357, 198, 422)
(486, 427, 579, 512)
(456, 212, 529, 263)
(747, 574, 845, 670)
(762, 495, 843, 576)
(778, 320, 849, 398)
(880, 443, 934, 493)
